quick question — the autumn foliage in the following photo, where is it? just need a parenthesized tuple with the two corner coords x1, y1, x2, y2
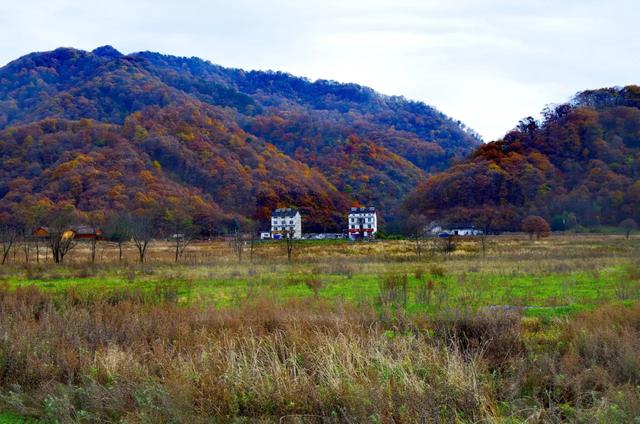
(0, 46, 480, 230)
(405, 86, 640, 230)
(521, 215, 551, 240)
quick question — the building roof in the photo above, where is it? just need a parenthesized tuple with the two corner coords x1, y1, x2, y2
(32, 226, 50, 236)
(430, 221, 477, 229)
(444, 223, 477, 229)
(32, 226, 102, 237)
(271, 208, 299, 218)
(71, 225, 103, 235)
(349, 207, 376, 214)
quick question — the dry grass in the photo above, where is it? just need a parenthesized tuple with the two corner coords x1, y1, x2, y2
(0, 235, 638, 422)
(0, 287, 498, 423)
(0, 285, 637, 422)
(3, 233, 637, 267)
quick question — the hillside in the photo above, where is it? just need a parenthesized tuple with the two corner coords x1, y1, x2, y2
(404, 86, 640, 230)
(0, 46, 480, 230)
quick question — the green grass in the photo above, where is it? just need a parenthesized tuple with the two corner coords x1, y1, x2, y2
(0, 235, 638, 422)
(0, 413, 39, 424)
(5, 261, 637, 318)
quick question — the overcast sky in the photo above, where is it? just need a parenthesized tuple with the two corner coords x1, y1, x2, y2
(1, 0, 639, 141)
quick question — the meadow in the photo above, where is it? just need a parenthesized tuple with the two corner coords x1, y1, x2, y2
(0, 234, 638, 423)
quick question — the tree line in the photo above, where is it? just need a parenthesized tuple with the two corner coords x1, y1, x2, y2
(0, 199, 264, 265)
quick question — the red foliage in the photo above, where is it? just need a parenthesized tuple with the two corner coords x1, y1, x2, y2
(405, 88, 640, 230)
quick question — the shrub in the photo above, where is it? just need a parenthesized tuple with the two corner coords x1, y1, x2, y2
(522, 215, 551, 240)
(379, 273, 408, 308)
(620, 218, 638, 240)
(429, 265, 446, 277)
(329, 262, 354, 279)
(430, 308, 525, 367)
(416, 279, 436, 306)
(304, 278, 323, 298)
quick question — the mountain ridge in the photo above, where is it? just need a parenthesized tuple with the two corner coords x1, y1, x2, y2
(404, 86, 640, 230)
(0, 46, 480, 231)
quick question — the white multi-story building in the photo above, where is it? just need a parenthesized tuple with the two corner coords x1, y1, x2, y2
(347, 207, 377, 239)
(271, 208, 302, 239)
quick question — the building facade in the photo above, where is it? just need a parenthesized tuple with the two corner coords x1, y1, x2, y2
(347, 207, 377, 239)
(271, 208, 302, 239)
(430, 223, 483, 237)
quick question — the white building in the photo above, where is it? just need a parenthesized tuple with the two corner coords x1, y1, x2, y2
(271, 208, 302, 239)
(432, 223, 483, 237)
(348, 207, 377, 239)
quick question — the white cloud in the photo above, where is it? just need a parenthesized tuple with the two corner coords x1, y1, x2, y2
(0, 0, 639, 141)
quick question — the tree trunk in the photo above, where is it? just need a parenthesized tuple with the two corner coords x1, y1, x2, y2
(90, 239, 97, 263)
(130, 238, 147, 264)
(286, 236, 293, 262)
(1, 244, 11, 265)
(23, 238, 30, 264)
(138, 244, 146, 263)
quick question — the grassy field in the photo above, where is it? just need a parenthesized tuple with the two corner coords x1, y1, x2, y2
(3, 234, 638, 317)
(0, 234, 638, 422)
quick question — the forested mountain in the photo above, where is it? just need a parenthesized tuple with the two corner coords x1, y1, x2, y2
(404, 86, 640, 231)
(0, 46, 480, 230)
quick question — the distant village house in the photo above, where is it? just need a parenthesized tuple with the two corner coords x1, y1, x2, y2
(270, 208, 302, 239)
(429, 222, 483, 237)
(348, 207, 377, 239)
(260, 231, 271, 240)
(71, 226, 104, 240)
(32, 226, 103, 240)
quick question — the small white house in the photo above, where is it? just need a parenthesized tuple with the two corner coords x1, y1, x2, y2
(271, 208, 302, 239)
(260, 232, 271, 240)
(435, 223, 483, 237)
(348, 207, 377, 239)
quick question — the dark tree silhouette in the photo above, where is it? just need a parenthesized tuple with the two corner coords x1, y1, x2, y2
(522, 216, 551, 240)
(620, 218, 638, 240)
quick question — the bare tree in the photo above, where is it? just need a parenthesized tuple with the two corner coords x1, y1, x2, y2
(247, 221, 258, 262)
(104, 212, 131, 262)
(25, 202, 50, 264)
(620, 218, 638, 240)
(20, 227, 31, 264)
(229, 220, 259, 263)
(47, 208, 78, 264)
(438, 234, 456, 256)
(473, 215, 495, 259)
(127, 214, 155, 263)
(405, 214, 428, 258)
(0, 221, 18, 265)
(283, 228, 295, 262)
(231, 228, 244, 262)
(164, 208, 198, 263)
(85, 212, 105, 264)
